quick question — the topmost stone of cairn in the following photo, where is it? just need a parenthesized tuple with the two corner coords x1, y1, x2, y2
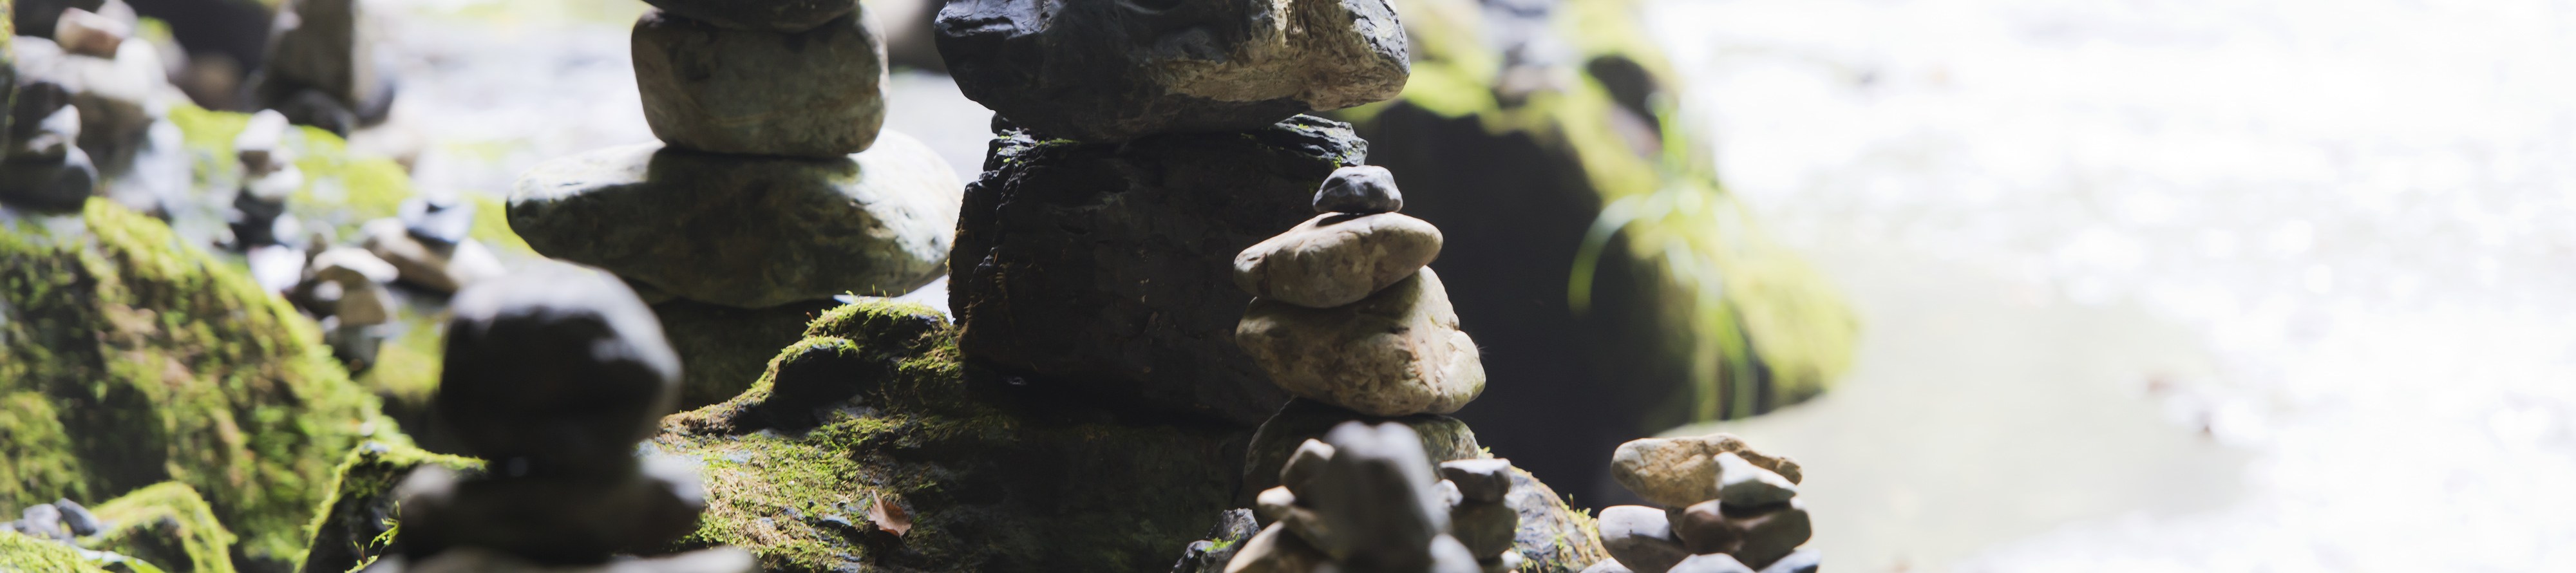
(934, 0, 1411, 142)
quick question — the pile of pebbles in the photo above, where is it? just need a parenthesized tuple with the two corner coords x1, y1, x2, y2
(1230, 422, 1519, 573)
(1585, 434, 1819, 573)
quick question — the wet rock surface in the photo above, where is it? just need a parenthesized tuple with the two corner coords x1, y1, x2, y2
(632, 6, 887, 158)
(509, 133, 960, 309)
(650, 297, 843, 409)
(949, 115, 1367, 426)
(1312, 165, 1403, 214)
(933, 0, 1408, 142)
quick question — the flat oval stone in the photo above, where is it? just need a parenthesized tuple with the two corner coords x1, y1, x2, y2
(508, 131, 960, 309)
(1234, 212, 1443, 308)
(1236, 268, 1486, 417)
(1596, 505, 1686, 573)
(633, 6, 886, 158)
(1608, 433, 1804, 508)
(640, 0, 858, 32)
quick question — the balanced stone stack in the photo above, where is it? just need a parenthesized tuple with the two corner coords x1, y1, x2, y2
(511, 0, 960, 406)
(937, 0, 1412, 426)
(359, 194, 504, 294)
(1586, 434, 1819, 573)
(366, 266, 753, 573)
(4, 3, 187, 214)
(1228, 422, 1501, 573)
(228, 109, 301, 249)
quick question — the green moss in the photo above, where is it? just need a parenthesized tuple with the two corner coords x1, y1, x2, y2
(655, 301, 1251, 572)
(0, 530, 112, 573)
(293, 442, 480, 573)
(88, 482, 237, 573)
(0, 199, 402, 569)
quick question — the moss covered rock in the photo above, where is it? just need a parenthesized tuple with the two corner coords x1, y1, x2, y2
(653, 301, 1253, 572)
(292, 442, 480, 573)
(88, 481, 238, 573)
(0, 198, 400, 570)
(650, 298, 842, 410)
(0, 529, 113, 573)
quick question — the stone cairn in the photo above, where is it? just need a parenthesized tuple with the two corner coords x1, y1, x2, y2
(367, 266, 752, 573)
(2, 498, 102, 544)
(509, 0, 960, 406)
(1, 1, 182, 213)
(1217, 168, 1516, 573)
(1586, 434, 1819, 573)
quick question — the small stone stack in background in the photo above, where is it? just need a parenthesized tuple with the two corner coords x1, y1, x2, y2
(1227, 422, 1488, 573)
(3, 1, 185, 214)
(510, 0, 960, 408)
(364, 266, 753, 573)
(1585, 434, 1819, 573)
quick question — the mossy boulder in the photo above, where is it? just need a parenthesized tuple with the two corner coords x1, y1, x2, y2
(0, 529, 113, 573)
(0, 199, 401, 571)
(88, 481, 238, 573)
(652, 301, 1254, 572)
(650, 298, 842, 410)
(292, 442, 480, 573)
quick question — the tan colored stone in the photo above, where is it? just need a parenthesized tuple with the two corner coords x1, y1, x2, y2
(1225, 523, 1334, 573)
(1236, 268, 1486, 417)
(1608, 433, 1803, 507)
(1233, 212, 1442, 308)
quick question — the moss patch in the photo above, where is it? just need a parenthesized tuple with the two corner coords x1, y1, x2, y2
(0, 199, 401, 569)
(88, 482, 238, 573)
(292, 442, 480, 573)
(0, 530, 113, 573)
(655, 301, 1253, 572)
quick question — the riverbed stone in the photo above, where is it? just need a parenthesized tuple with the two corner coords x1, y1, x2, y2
(1720, 500, 1810, 570)
(431, 265, 681, 479)
(1608, 434, 1803, 508)
(632, 6, 886, 158)
(1233, 212, 1442, 308)
(1312, 165, 1402, 214)
(951, 116, 1365, 426)
(509, 131, 960, 308)
(1596, 505, 1685, 573)
(1713, 453, 1797, 509)
(1237, 268, 1485, 417)
(1440, 458, 1513, 504)
(639, 0, 858, 32)
(934, 0, 1408, 142)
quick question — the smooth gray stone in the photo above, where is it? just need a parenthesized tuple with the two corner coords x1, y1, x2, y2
(1280, 438, 1336, 495)
(633, 6, 886, 158)
(1439, 458, 1514, 503)
(1313, 165, 1402, 214)
(52, 499, 99, 537)
(1714, 453, 1797, 509)
(1309, 421, 1447, 570)
(1597, 505, 1687, 573)
(431, 264, 680, 478)
(509, 133, 959, 308)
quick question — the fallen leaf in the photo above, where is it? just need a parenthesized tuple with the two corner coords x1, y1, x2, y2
(868, 494, 912, 536)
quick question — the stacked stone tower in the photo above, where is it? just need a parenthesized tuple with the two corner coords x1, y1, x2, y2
(510, 0, 961, 406)
(375, 267, 749, 572)
(1589, 434, 1819, 573)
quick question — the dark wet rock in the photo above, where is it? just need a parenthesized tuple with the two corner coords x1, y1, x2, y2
(298, 442, 484, 573)
(1169, 509, 1260, 573)
(272, 88, 358, 136)
(639, 0, 858, 32)
(656, 301, 1256, 572)
(1499, 467, 1611, 573)
(1597, 505, 1685, 573)
(650, 297, 842, 409)
(1667, 553, 1754, 573)
(0, 140, 96, 211)
(1609, 434, 1803, 508)
(401, 195, 475, 247)
(950, 115, 1365, 426)
(392, 459, 707, 565)
(511, 134, 959, 309)
(1756, 548, 1819, 573)
(1241, 399, 1478, 505)
(1233, 212, 1441, 308)
(933, 0, 1408, 142)
(1450, 499, 1516, 561)
(1440, 458, 1513, 503)
(1314, 165, 1403, 214)
(633, 6, 886, 158)
(430, 265, 681, 479)
(1669, 500, 1734, 556)
(0, 79, 95, 211)
(1236, 268, 1484, 417)
(1719, 500, 1810, 570)
(1714, 453, 1797, 509)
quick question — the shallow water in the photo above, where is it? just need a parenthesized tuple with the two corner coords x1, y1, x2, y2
(1650, 0, 2576, 570)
